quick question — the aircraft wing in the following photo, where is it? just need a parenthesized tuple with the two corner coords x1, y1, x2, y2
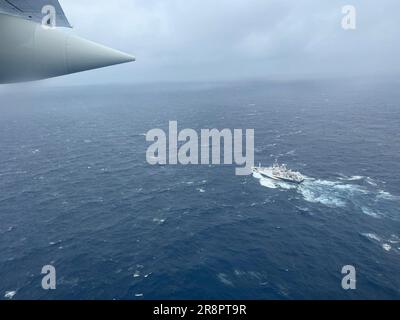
(0, 0, 71, 27)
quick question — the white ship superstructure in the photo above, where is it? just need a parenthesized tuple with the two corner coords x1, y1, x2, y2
(252, 162, 305, 184)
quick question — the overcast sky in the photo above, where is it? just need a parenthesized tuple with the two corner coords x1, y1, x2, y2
(47, 0, 400, 85)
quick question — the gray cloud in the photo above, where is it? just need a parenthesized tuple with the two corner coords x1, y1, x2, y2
(46, 0, 400, 84)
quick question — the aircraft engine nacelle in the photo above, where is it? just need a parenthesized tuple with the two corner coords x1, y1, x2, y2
(0, 13, 135, 84)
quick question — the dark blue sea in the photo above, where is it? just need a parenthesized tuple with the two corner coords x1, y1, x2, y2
(0, 79, 399, 300)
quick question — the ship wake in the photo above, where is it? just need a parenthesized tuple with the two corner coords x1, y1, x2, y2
(253, 173, 400, 219)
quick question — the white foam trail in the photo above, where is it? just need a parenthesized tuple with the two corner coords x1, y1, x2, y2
(259, 178, 278, 189)
(333, 183, 368, 194)
(253, 172, 277, 189)
(254, 174, 349, 207)
(252, 172, 262, 179)
(338, 175, 379, 187)
(275, 181, 297, 190)
(338, 175, 365, 181)
(299, 187, 346, 207)
(253, 170, 399, 213)
(297, 179, 351, 208)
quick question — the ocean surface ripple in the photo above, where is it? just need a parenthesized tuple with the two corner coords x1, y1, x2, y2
(1, 81, 400, 299)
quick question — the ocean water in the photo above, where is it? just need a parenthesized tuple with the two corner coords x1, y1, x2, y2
(0, 80, 399, 300)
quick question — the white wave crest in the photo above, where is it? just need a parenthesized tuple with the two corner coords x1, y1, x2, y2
(377, 190, 400, 201)
(361, 207, 382, 219)
(361, 233, 381, 242)
(4, 291, 16, 300)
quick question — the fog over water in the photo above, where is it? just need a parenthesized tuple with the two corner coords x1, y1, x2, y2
(39, 0, 400, 85)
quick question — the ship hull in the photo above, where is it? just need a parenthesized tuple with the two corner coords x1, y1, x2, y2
(253, 168, 304, 184)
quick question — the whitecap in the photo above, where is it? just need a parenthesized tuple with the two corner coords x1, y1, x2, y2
(365, 177, 378, 187)
(361, 233, 381, 242)
(4, 291, 16, 300)
(217, 273, 234, 287)
(388, 235, 400, 244)
(234, 270, 246, 276)
(377, 190, 399, 201)
(285, 150, 296, 156)
(382, 244, 392, 252)
(361, 207, 382, 219)
(133, 271, 141, 278)
(153, 218, 166, 225)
